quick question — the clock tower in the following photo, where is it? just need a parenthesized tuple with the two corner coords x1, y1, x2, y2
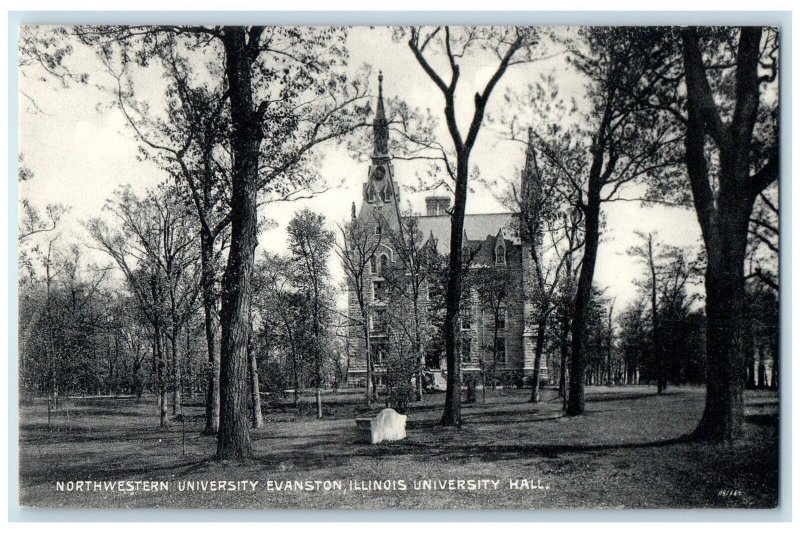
(359, 71, 400, 230)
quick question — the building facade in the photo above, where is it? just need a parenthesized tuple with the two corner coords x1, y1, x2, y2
(346, 75, 547, 389)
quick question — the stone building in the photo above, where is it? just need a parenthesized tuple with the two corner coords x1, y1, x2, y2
(346, 74, 547, 389)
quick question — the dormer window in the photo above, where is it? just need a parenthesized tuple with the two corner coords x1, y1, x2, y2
(375, 224, 382, 237)
(367, 185, 377, 203)
(495, 244, 506, 266)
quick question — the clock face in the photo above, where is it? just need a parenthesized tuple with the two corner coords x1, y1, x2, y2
(372, 166, 386, 180)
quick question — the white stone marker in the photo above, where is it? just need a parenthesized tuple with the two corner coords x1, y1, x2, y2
(369, 408, 407, 444)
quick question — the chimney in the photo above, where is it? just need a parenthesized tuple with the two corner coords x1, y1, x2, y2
(425, 196, 451, 216)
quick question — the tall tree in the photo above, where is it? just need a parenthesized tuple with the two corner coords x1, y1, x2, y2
(287, 209, 335, 419)
(76, 25, 369, 458)
(627, 26, 779, 440)
(679, 27, 779, 440)
(87, 186, 199, 426)
(383, 215, 440, 401)
(337, 211, 385, 405)
(508, 129, 584, 403)
(403, 26, 540, 426)
(628, 232, 667, 393)
(529, 28, 681, 416)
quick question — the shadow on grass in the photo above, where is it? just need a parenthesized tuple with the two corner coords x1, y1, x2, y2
(745, 413, 779, 426)
(20, 455, 214, 487)
(248, 432, 697, 472)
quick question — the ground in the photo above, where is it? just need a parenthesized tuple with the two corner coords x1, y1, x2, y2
(17, 385, 779, 510)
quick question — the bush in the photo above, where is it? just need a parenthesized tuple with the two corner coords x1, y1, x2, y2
(387, 381, 415, 414)
(498, 370, 524, 389)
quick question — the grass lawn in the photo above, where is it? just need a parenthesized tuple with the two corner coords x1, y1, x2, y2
(17, 385, 779, 510)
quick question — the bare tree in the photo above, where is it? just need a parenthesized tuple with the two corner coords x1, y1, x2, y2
(401, 26, 541, 426)
(87, 185, 199, 426)
(336, 210, 386, 406)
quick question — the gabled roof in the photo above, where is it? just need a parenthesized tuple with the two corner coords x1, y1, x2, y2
(403, 212, 520, 254)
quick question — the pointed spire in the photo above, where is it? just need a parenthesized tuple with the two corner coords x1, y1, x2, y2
(524, 126, 538, 176)
(351, 201, 356, 220)
(522, 125, 542, 201)
(373, 71, 389, 158)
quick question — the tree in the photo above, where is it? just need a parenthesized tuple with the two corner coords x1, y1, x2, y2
(618, 298, 649, 385)
(76, 24, 370, 459)
(527, 28, 681, 416)
(622, 26, 779, 440)
(87, 185, 199, 426)
(402, 26, 541, 426)
(679, 27, 778, 440)
(628, 232, 667, 393)
(383, 215, 441, 401)
(256, 252, 314, 405)
(507, 129, 585, 403)
(336, 211, 385, 405)
(287, 209, 335, 419)
(470, 265, 510, 391)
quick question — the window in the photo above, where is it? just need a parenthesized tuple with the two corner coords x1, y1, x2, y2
(371, 343, 388, 365)
(379, 254, 389, 275)
(375, 224, 382, 236)
(495, 244, 506, 266)
(367, 185, 377, 203)
(371, 309, 388, 334)
(380, 188, 387, 202)
(425, 347, 440, 369)
(495, 337, 506, 364)
(372, 280, 386, 302)
(369, 256, 377, 274)
(461, 337, 472, 363)
(497, 307, 506, 331)
(460, 304, 472, 331)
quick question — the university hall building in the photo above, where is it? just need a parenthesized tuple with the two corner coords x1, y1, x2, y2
(346, 74, 548, 389)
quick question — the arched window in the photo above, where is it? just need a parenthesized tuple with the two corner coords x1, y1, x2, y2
(370, 256, 377, 274)
(379, 253, 389, 274)
(495, 244, 506, 266)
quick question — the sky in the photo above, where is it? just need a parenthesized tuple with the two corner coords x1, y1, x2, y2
(18, 26, 705, 312)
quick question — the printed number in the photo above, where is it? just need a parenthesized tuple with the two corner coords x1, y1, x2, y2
(718, 489, 742, 497)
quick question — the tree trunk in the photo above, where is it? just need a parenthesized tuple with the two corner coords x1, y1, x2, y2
(692, 249, 747, 441)
(363, 317, 372, 406)
(566, 188, 601, 416)
(171, 320, 181, 416)
(216, 27, 260, 461)
(529, 319, 547, 403)
(201, 229, 221, 434)
(440, 159, 468, 427)
(248, 336, 264, 429)
(681, 27, 768, 442)
(414, 299, 424, 401)
(156, 330, 168, 427)
(744, 303, 756, 389)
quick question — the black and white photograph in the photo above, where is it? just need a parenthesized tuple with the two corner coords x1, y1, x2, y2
(13, 19, 783, 512)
